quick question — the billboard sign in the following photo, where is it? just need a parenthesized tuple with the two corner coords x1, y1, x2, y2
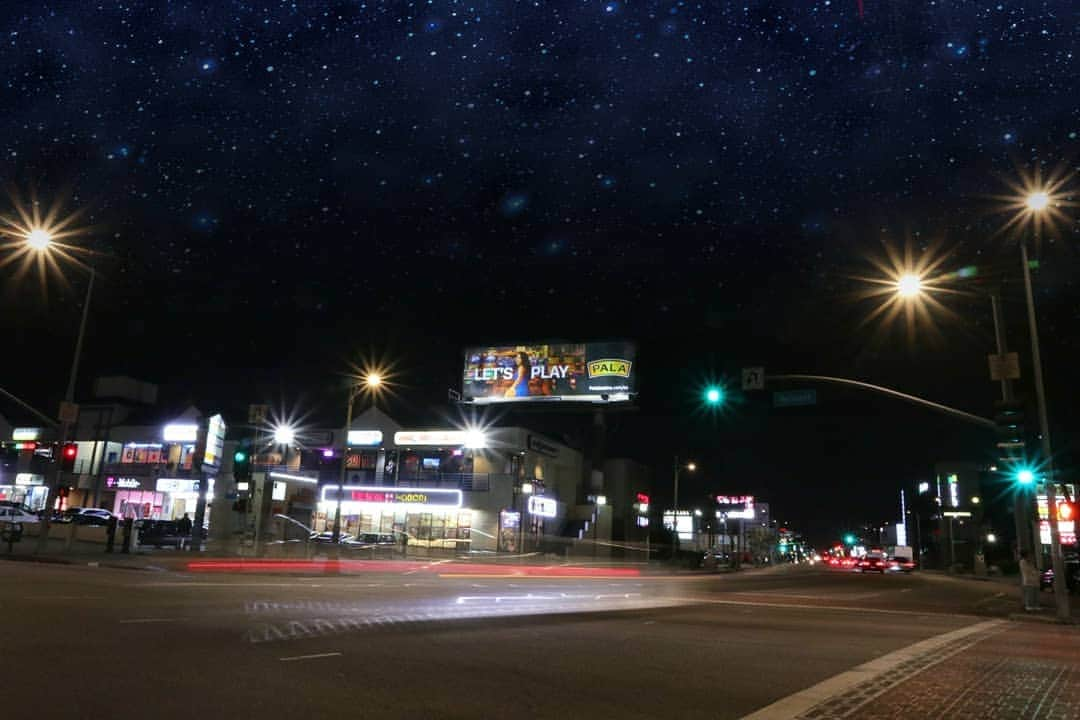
(715, 495, 755, 520)
(462, 341, 637, 404)
(203, 414, 227, 468)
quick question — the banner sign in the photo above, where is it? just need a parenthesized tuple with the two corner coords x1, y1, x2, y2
(462, 341, 637, 404)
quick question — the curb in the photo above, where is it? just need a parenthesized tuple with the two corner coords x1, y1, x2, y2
(2, 554, 170, 572)
(1007, 611, 1078, 625)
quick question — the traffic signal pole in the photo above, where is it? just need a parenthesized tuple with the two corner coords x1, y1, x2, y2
(989, 293, 1033, 568)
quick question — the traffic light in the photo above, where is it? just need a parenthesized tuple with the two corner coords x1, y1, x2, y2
(233, 444, 251, 482)
(633, 493, 650, 527)
(994, 400, 1026, 465)
(1016, 468, 1036, 487)
(703, 385, 725, 406)
(60, 443, 77, 472)
(1059, 501, 1076, 523)
(843, 533, 856, 545)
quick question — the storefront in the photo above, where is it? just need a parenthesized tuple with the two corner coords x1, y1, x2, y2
(111, 477, 214, 522)
(0, 473, 49, 510)
(315, 485, 473, 550)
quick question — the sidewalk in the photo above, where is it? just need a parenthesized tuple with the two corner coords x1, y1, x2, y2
(823, 621, 1079, 719)
(744, 620, 1080, 719)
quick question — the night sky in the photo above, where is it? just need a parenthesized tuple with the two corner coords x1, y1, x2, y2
(2, 2, 1079, 543)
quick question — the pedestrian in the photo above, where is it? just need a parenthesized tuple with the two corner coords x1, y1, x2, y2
(1019, 549, 1039, 611)
(177, 513, 193, 537)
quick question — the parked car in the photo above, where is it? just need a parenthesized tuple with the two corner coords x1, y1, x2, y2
(343, 532, 397, 549)
(1040, 553, 1080, 593)
(73, 509, 114, 526)
(136, 520, 206, 548)
(0, 504, 40, 525)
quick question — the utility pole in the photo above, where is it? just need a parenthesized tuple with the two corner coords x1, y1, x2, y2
(37, 267, 95, 554)
(188, 421, 208, 552)
(1020, 244, 1069, 621)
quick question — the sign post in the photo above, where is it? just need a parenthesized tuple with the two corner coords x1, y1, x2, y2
(741, 367, 765, 391)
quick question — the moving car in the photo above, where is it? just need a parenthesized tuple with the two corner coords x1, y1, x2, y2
(857, 554, 887, 573)
(887, 556, 916, 573)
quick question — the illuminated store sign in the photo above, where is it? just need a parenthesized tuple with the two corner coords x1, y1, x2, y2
(105, 477, 141, 489)
(393, 430, 487, 448)
(12, 428, 41, 441)
(320, 485, 463, 511)
(528, 496, 558, 518)
(156, 478, 200, 493)
(162, 424, 198, 442)
(347, 430, 384, 446)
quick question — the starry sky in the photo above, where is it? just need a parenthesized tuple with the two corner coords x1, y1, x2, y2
(2, 1, 1079, 542)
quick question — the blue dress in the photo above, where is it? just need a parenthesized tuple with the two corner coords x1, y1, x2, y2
(515, 368, 530, 396)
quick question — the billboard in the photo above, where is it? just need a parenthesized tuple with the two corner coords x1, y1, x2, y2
(462, 341, 637, 404)
(203, 414, 227, 468)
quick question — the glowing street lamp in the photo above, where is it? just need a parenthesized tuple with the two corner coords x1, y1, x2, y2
(3, 199, 95, 553)
(26, 227, 53, 251)
(272, 425, 296, 446)
(896, 273, 922, 299)
(332, 364, 392, 543)
(1025, 191, 1050, 212)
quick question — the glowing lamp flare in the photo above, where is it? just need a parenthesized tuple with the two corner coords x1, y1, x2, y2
(273, 426, 296, 445)
(26, 228, 54, 250)
(896, 273, 923, 298)
(1025, 192, 1050, 211)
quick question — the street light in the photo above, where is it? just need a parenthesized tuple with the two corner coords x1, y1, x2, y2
(332, 368, 389, 543)
(896, 273, 922, 299)
(2, 213, 95, 553)
(272, 425, 296, 446)
(671, 458, 695, 557)
(1025, 192, 1049, 211)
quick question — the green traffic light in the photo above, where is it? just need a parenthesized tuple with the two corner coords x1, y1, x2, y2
(704, 386, 724, 405)
(1016, 469, 1035, 486)
(234, 451, 247, 463)
(843, 533, 856, 545)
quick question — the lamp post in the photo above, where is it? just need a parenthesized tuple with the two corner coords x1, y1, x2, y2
(14, 228, 96, 553)
(331, 372, 382, 543)
(888, 236, 1068, 618)
(671, 458, 695, 557)
(1018, 192, 1068, 621)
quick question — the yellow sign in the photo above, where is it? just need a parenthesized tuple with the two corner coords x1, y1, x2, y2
(587, 359, 632, 378)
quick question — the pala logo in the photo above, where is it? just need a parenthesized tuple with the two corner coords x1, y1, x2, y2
(587, 359, 632, 378)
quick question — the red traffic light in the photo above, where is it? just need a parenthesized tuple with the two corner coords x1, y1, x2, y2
(636, 493, 650, 504)
(63, 445, 77, 458)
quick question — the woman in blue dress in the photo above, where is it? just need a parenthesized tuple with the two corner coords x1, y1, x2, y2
(505, 351, 531, 398)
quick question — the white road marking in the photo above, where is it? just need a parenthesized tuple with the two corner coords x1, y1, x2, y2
(738, 619, 1007, 720)
(278, 652, 342, 662)
(683, 596, 979, 619)
(24, 595, 104, 600)
(119, 618, 181, 624)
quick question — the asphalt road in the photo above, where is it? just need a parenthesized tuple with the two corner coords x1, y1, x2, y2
(0, 562, 1027, 719)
